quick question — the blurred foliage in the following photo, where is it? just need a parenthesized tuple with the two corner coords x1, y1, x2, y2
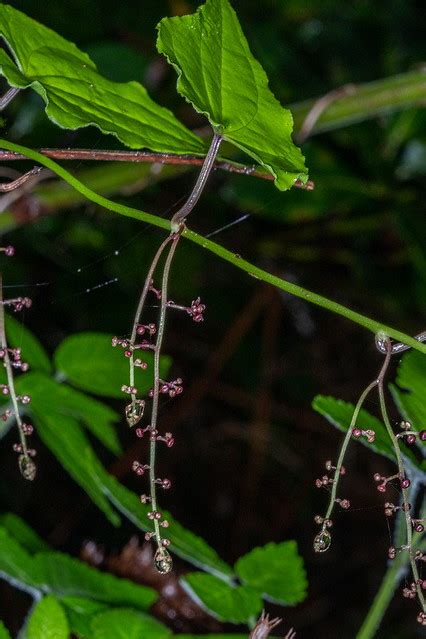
(0, 1, 425, 638)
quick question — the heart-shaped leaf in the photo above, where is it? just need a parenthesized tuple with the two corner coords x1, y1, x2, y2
(157, 0, 308, 190)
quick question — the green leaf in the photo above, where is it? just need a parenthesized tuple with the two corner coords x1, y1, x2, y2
(60, 597, 107, 639)
(53, 332, 171, 398)
(5, 314, 51, 374)
(25, 595, 69, 639)
(91, 609, 170, 639)
(391, 351, 426, 433)
(234, 541, 307, 605)
(157, 0, 308, 190)
(17, 372, 121, 454)
(182, 573, 262, 624)
(0, 526, 157, 610)
(0, 4, 205, 155)
(33, 553, 156, 610)
(28, 406, 121, 526)
(0, 513, 49, 553)
(0, 621, 11, 639)
(0, 527, 40, 594)
(312, 395, 418, 466)
(95, 470, 233, 580)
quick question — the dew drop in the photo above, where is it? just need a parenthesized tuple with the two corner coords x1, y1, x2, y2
(18, 455, 36, 481)
(125, 399, 145, 427)
(313, 530, 331, 553)
(154, 547, 173, 574)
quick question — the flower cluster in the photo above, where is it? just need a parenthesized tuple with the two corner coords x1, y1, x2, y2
(313, 339, 425, 626)
(114, 238, 206, 574)
(0, 246, 35, 480)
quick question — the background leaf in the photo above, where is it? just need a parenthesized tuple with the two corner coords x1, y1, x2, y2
(33, 553, 156, 609)
(0, 513, 49, 554)
(181, 573, 262, 624)
(90, 608, 170, 639)
(95, 470, 233, 580)
(0, 526, 157, 609)
(5, 314, 51, 374)
(0, 4, 205, 155)
(0, 621, 11, 639)
(312, 395, 419, 466)
(53, 332, 171, 398)
(391, 350, 426, 436)
(25, 595, 69, 639)
(27, 406, 121, 526)
(157, 0, 308, 190)
(0, 527, 40, 595)
(59, 597, 107, 639)
(234, 541, 307, 605)
(17, 371, 122, 454)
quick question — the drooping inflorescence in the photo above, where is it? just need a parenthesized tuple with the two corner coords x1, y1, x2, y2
(0, 247, 35, 480)
(112, 230, 208, 574)
(313, 334, 425, 625)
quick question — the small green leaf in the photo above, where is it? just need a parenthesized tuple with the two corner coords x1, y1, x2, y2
(17, 372, 121, 454)
(91, 609, 171, 639)
(60, 597, 107, 639)
(96, 470, 233, 580)
(0, 5, 204, 155)
(5, 314, 51, 374)
(157, 0, 308, 190)
(234, 541, 307, 605)
(181, 573, 262, 624)
(28, 407, 121, 526)
(312, 395, 418, 466)
(53, 332, 171, 398)
(0, 513, 49, 554)
(0, 527, 156, 610)
(33, 553, 156, 610)
(0, 527, 40, 594)
(25, 595, 69, 639)
(391, 351, 426, 434)
(0, 621, 11, 639)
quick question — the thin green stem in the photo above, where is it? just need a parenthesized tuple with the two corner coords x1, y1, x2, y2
(149, 233, 181, 550)
(355, 553, 404, 639)
(128, 234, 174, 414)
(356, 500, 426, 639)
(377, 343, 425, 614)
(324, 380, 378, 522)
(1, 138, 425, 354)
(0, 274, 33, 479)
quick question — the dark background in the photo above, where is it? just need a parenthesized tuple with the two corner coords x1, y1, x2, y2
(1, 1, 425, 637)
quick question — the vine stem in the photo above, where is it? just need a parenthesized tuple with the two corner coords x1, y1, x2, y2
(1, 138, 425, 354)
(0, 274, 28, 460)
(377, 341, 425, 613)
(171, 133, 222, 226)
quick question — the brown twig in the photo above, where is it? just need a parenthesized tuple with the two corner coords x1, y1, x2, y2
(0, 148, 314, 190)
